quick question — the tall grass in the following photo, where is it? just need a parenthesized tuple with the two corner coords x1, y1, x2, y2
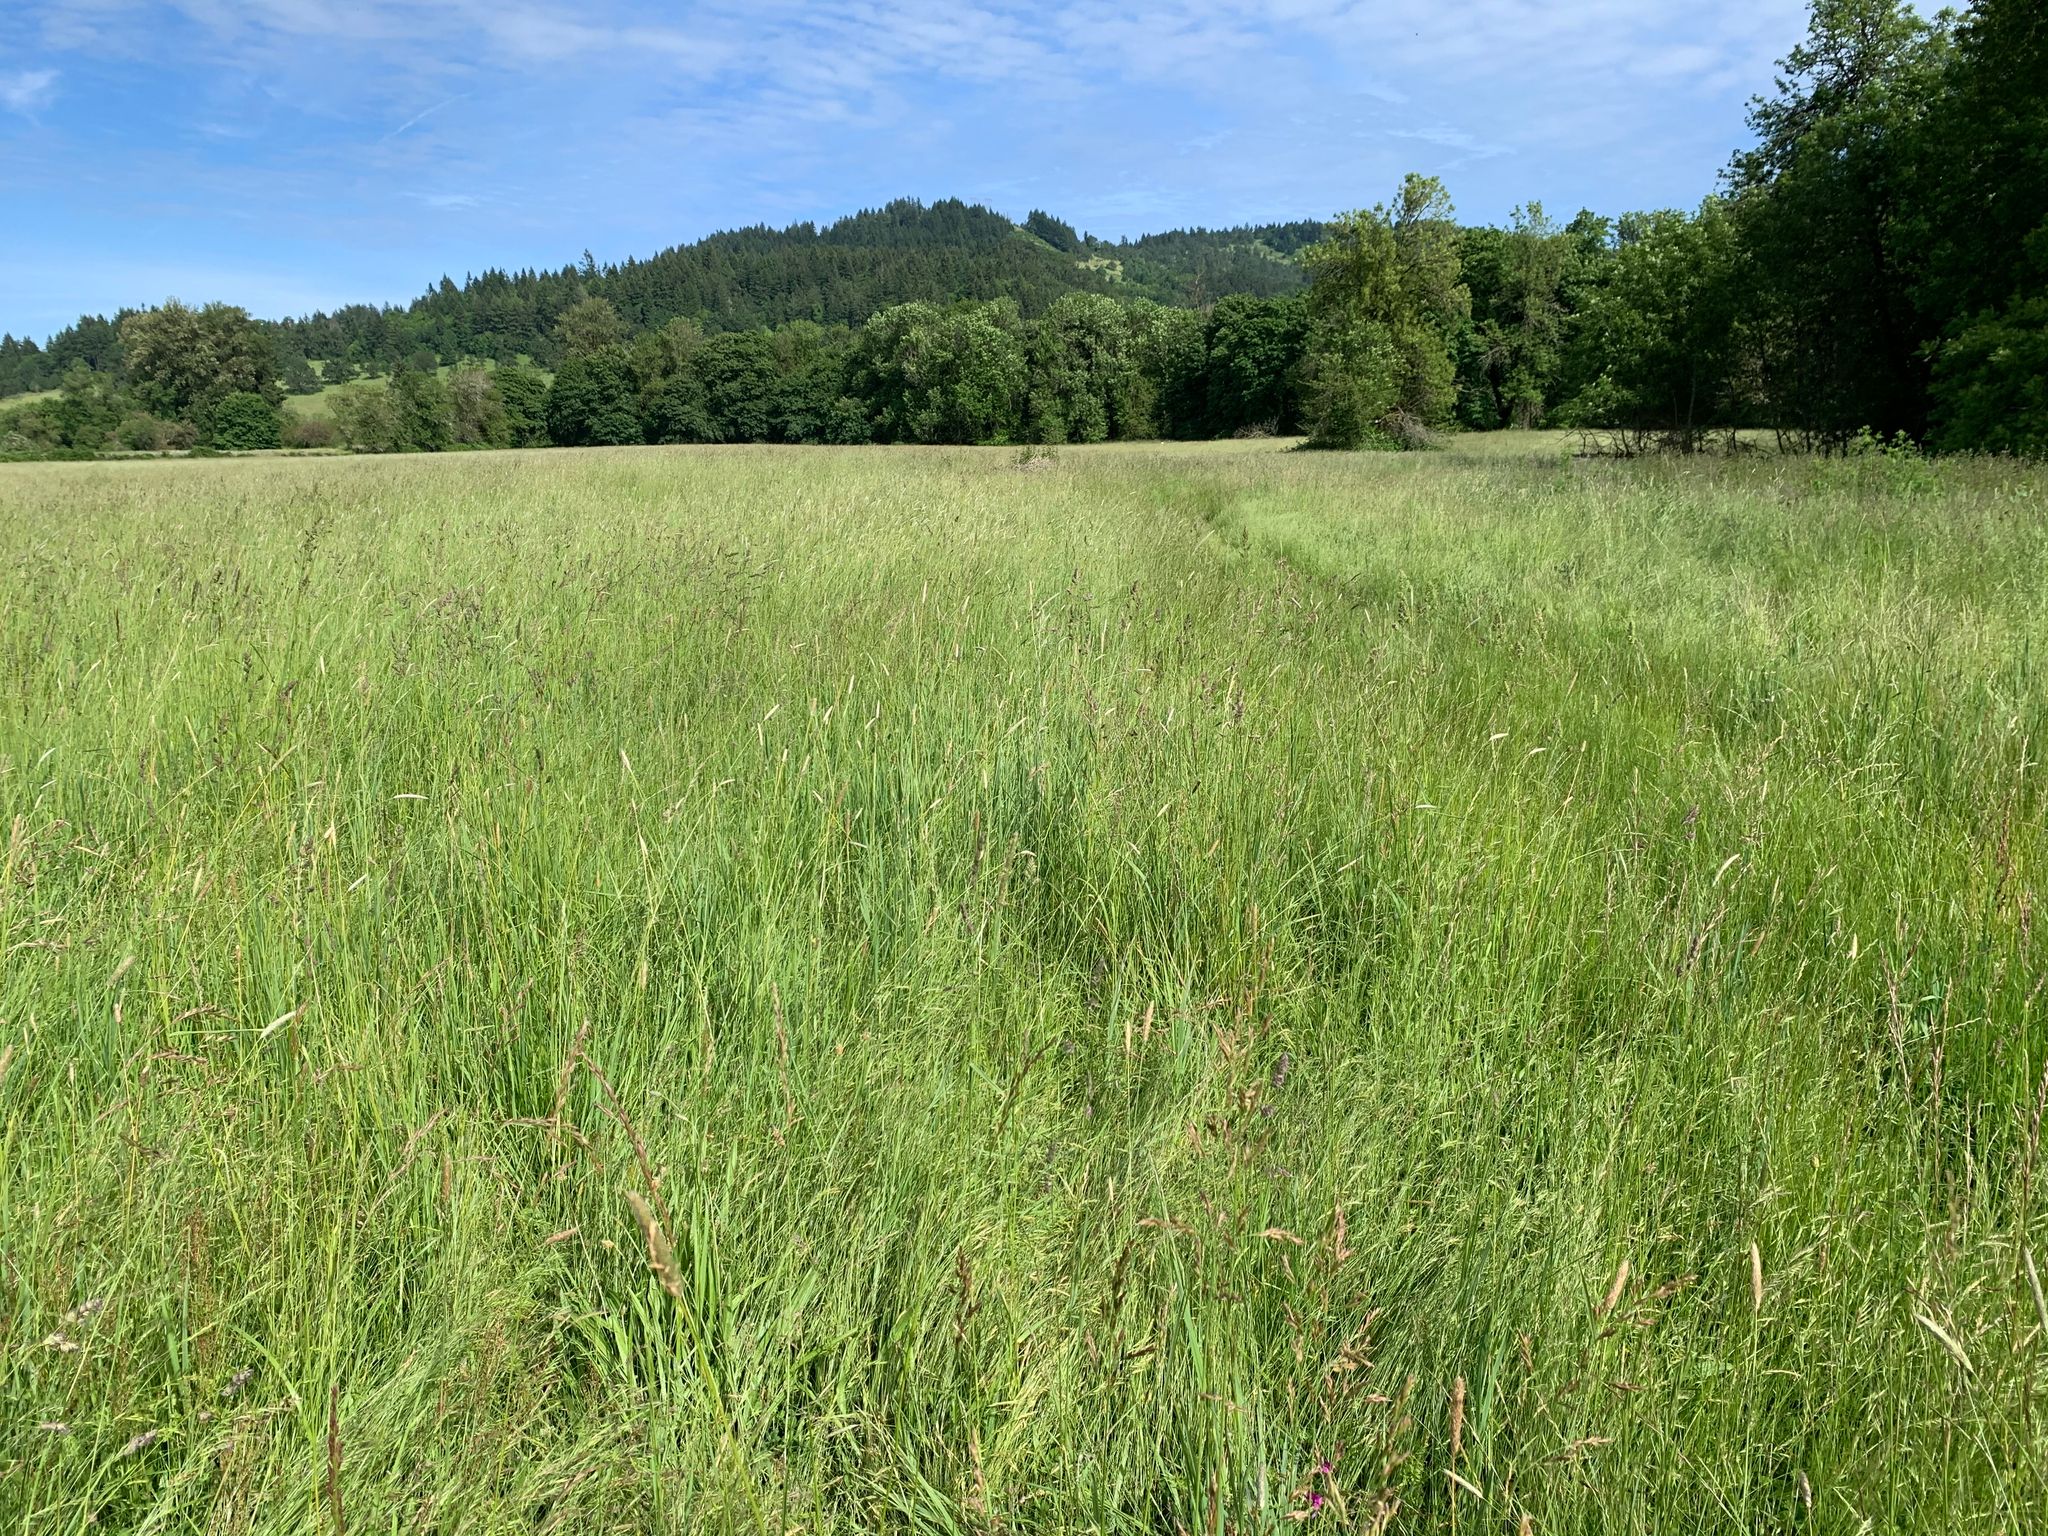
(2, 437, 2043, 1531)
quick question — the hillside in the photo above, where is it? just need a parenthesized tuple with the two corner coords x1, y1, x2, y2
(3, 200, 1316, 396)
(269, 199, 1315, 375)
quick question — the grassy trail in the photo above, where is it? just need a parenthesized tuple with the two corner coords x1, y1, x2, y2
(1, 439, 2044, 1531)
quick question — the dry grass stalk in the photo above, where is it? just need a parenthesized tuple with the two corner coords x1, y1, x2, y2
(1750, 1242, 1764, 1315)
(965, 1427, 989, 1518)
(368, 1109, 448, 1213)
(1449, 1374, 1465, 1465)
(625, 1190, 682, 1297)
(2025, 1248, 2047, 1337)
(326, 1382, 345, 1536)
(772, 980, 796, 1138)
(583, 1048, 672, 1230)
(1914, 1312, 1973, 1374)
(1596, 1258, 1630, 1317)
(257, 1003, 307, 1043)
(551, 1019, 592, 1147)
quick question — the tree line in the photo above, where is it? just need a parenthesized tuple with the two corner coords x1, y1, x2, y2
(0, 199, 1311, 403)
(4, 1, 2040, 460)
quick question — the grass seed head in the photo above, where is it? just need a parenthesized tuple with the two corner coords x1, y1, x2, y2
(625, 1190, 682, 1297)
(1596, 1258, 1631, 1317)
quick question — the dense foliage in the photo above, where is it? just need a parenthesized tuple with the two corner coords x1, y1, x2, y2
(3, 2, 2042, 458)
(1298, 175, 1470, 448)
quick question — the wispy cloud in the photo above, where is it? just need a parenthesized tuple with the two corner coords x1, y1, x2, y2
(3, 0, 1815, 337)
(2, 68, 59, 114)
(1390, 125, 1510, 164)
(406, 190, 483, 210)
(380, 92, 472, 144)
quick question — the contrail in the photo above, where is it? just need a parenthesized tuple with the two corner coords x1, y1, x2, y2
(379, 92, 472, 143)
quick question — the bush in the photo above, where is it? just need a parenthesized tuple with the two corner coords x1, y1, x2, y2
(1931, 295, 2048, 457)
(546, 350, 642, 447)
(208, 391, 282, 451)
(283, 416, 340, 449)
(494, 365, 550, 447)
(446, 369, 506, 446)
(330, 384, 404, 452)
(116, 412, 176, 452)
(391, 368, 455, 451)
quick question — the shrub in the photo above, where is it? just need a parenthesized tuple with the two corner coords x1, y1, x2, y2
(283, 416, 340, 449)
(330, 384, 404, 453)
(546, 350, 642, 447)
(116, 412, 176, 452)
(208, 391, 282, 451)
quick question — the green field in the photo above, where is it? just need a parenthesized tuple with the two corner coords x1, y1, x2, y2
(2, 438, 2044, 1531)
(285, 361, 546, 424)
(280, 378, 364, 422)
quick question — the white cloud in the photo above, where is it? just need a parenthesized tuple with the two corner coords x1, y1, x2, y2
(1, 67, 59, 114)
(12, 2, 1811, 148)
(1, 0, 1823, 335)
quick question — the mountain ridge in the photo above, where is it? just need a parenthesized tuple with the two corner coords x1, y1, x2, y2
(1, 198, 1320, 396)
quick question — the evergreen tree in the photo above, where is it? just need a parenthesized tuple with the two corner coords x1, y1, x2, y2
(280, 351, 322, 395)
(493, 365, 551, 447)
(1025, 210, 1081, 252)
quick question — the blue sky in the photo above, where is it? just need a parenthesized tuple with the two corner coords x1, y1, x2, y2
(1, 1, 1813, 342)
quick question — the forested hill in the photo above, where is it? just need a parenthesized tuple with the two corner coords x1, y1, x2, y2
(288, 199, 1314, 370)
(1, 199, 1314, 391)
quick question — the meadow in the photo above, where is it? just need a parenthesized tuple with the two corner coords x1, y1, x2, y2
(1, 435, 2044, 1532)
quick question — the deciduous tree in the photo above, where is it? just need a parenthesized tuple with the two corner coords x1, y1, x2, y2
(1301, 175, 1469, 448)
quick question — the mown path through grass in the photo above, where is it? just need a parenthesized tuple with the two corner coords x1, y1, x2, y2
(2, 439, 2045, 1531)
